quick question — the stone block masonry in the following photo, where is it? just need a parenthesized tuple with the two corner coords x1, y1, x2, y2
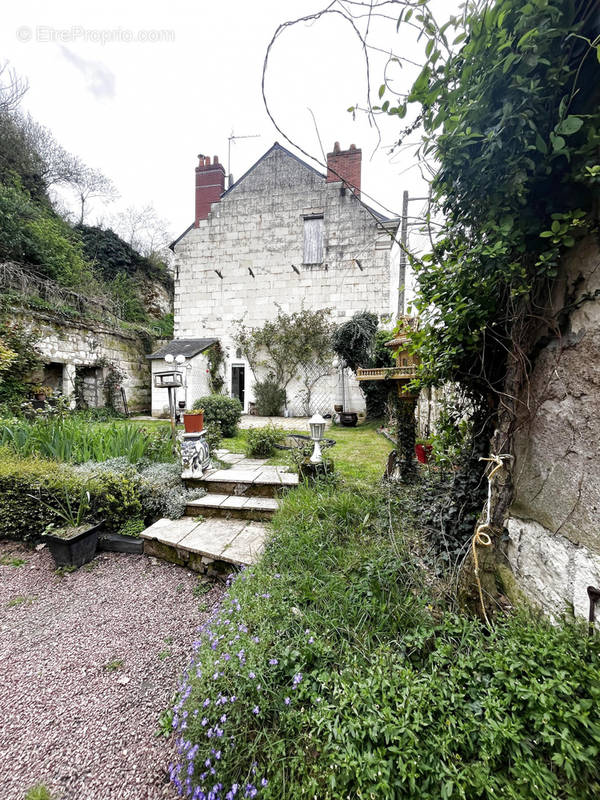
(16, 310, 152, 413)
(505, 236, 600, 618)
(173, 143, 399, 415)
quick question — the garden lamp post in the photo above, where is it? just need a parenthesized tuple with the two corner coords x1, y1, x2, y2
(309, 413, 326, 464)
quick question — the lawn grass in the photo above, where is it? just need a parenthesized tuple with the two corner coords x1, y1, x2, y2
(220, 419, 393, 483)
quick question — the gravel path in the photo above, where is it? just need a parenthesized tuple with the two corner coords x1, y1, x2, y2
(0, 541, 225, 800)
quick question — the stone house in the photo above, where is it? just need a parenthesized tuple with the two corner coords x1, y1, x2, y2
(149, 142, 400, 417)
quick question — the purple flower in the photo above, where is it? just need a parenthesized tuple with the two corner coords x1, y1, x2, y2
(292, 673, 303, 687)
(284, 697, 290, 705)
(252, 705, 260, 715)
(220, 714, 227, 723)
(261, 778, 268, 787)
(248, 671, 255, 679)
(269, 658, 278, 665)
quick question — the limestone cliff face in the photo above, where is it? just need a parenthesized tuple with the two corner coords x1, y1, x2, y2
(506, 237, 600, 617)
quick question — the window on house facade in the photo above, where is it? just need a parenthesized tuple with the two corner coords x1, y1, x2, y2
(303, 216, 324, 265)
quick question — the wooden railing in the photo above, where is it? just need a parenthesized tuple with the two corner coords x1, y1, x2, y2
(356, 365, 418, 381)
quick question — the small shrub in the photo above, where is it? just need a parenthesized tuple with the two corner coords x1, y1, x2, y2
(203, 421, 222, 454)
(0, 451, 87, 543)
(253, 378, 286, 416)
(117, 517, 145, 537)
(138, 461, 206, 520)
(193, 395, 242, 437)
(91, 470, 143, 531)
(245, 425, 286, 457)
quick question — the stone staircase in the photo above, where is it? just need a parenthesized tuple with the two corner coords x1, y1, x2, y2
(140, 453, 298, 575)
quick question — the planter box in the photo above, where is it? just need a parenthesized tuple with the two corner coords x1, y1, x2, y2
(184, 413, 204, 433)
(44, 521, 103, 568)
(98, 532, 144, 554)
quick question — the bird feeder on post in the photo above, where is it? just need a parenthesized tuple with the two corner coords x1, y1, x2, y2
(153, 353, 185, 451)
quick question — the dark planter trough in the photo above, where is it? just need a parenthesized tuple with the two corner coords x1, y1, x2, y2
(44, 521, 103, 568)
(98, 532, 144, 554)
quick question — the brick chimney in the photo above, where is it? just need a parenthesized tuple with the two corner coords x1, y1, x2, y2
(195, 155, 225, 226)
(326, 142, 362, 197)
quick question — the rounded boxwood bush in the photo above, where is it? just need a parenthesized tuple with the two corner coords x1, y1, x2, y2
(193, 394, 242, 437)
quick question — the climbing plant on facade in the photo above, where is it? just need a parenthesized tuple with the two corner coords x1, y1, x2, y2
(380, 0, 600, 404)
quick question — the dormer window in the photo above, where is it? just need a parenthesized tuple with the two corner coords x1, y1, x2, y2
(303, 215, 324, 265)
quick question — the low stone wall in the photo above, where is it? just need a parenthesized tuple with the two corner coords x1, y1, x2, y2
(18, 310, 152, 413)
(505, 237, 600, 618)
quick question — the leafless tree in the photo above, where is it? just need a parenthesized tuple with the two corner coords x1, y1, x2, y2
(0, 61, 28, 115)
(68, 161, 119, 224)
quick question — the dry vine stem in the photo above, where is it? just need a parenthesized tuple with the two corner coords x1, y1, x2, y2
(472, 454, 512, 627)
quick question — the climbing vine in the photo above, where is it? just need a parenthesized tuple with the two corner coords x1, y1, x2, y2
(382, 0, 600, 406)
(207, 342, 225, 395)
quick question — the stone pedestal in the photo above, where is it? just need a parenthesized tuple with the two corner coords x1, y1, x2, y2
(181, 431, 210, 479)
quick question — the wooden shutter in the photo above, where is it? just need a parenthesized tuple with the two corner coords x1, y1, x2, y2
(303, 216, 324, 264)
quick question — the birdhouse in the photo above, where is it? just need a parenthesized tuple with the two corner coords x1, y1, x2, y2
(153, 370, 184, 389)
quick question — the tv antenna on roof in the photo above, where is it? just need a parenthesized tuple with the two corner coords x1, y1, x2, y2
(227, 131, 260, 187)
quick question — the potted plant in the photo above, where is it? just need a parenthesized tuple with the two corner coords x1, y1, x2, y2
(183, 407, 204, 433)
(37, 487, 103, 568)
(31, 384, 53, 402)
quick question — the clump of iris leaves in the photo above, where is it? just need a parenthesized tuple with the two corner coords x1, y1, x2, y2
(166, 482, 600, 800)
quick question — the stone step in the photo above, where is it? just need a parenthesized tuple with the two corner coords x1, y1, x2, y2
(186, 493, 279, 521)
(187, 465, 299, 498)
(140, 516, 266, 574)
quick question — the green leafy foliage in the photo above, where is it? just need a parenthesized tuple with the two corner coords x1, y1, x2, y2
(75, 223, 170, 285)
(0, 317, 43, 405)
(92, 469, 143, 531)
(0, 418, 173, 464)
(253, 377, 286, 416)
(235, 309, 333, 402)
(206, 342, 225, 394)
(331, 310, 378, 372)
(117, 517, 146, 537)
(385, 1, 600, 401)
(193, 394, 242, 437)
(203, 420, 222, 454)
(170, 482, 600, 798)
(245, 424, 286, 457)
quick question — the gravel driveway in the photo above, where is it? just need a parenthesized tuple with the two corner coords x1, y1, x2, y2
(0, 541, 225, 800)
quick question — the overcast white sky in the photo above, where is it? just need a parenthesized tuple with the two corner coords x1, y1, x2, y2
(1, 0, 452, 242)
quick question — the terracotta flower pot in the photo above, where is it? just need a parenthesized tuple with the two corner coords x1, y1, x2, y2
(183, 412, 204, 433)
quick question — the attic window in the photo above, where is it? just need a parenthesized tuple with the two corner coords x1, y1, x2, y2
(303, 215, 323, 265)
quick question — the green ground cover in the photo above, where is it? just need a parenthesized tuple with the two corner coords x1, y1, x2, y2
(168, 479, 600, 800)
(220, 420, 393, 482)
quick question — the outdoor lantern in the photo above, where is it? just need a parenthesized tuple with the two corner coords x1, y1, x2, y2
(164, 353, 174, 364)
(175, 354, 186, 365)
(309, 413, 326, 464)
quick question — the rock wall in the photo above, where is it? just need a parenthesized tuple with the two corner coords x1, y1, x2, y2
(18, 310, 152, 413)
(506, 237, 600, 618)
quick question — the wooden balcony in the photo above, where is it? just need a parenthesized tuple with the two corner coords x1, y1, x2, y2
(355, 365, 418, 381)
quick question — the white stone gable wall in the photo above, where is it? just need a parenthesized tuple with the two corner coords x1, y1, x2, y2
(173, 147, 395, 413)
